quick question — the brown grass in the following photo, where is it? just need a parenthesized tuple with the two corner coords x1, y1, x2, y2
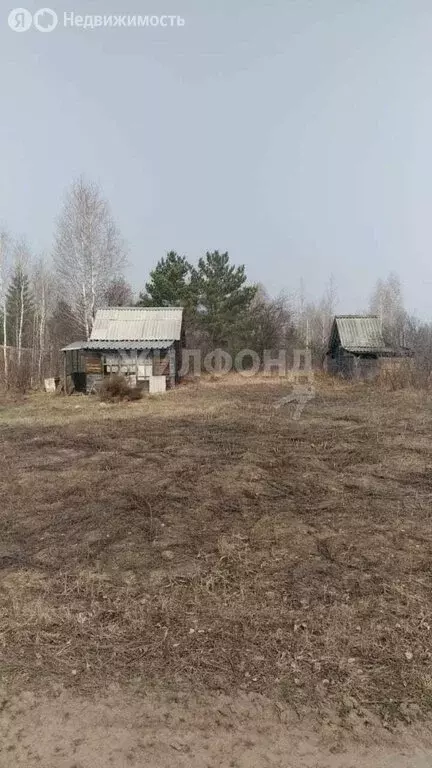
(0, 375, 432, 719)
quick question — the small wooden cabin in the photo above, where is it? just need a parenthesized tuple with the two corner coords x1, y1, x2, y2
(325, 315, 408, 380)
(62, 307, 183, 394)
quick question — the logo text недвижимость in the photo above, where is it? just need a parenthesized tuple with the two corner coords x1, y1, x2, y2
(7, 9, 185, 32)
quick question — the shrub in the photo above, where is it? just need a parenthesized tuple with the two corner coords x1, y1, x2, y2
(99, 374, 141, 402)
(127, 387, 144, 401)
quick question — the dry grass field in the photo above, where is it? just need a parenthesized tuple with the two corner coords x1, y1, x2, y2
(1, 374, 432, 749)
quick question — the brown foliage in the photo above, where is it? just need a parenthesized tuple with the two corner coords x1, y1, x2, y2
(99, 374, 143, 402)
(377, 359, 431, 391)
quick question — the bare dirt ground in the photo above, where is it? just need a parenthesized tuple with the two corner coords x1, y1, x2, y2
(2, 688, 432, 767)
(1, 375, 432, 765)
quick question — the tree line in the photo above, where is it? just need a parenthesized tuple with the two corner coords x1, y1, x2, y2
(0, 176, 431, 390)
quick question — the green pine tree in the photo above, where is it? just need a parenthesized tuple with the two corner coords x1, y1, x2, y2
(194, 251, 257, 349)
(137, 251, 193, 308)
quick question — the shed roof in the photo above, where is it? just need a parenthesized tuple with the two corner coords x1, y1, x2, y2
(90, 307, 183, 342)
(328, 315, 392, 354)
(61, 340, 174, 352)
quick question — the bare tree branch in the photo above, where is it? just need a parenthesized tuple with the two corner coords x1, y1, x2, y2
(53, 177, 127, 339)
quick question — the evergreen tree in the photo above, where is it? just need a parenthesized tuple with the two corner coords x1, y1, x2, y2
(6, 263, 34, 352)
(137, 251, 193, 309)
(194, 251, 257, 348)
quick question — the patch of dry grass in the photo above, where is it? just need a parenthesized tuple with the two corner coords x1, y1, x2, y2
(1, 377, 432, 719)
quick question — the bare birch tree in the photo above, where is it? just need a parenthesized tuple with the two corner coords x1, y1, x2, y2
(53, 178, 127, 339)
(291, 275, 338, 358)
(0, 230, 12, 388)
(319, 274, 338, 347)
(32, 257, 54, 385)
(369, 272, 406, 345)
(6, 240, 33, 370)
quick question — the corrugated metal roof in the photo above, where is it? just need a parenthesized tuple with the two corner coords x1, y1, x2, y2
(90, 307, 183, 342)
(329, 315, 392, 354)
(61, 341, 87, 351)
(62, 340, 174, 352)
(330, 315, 389, 353)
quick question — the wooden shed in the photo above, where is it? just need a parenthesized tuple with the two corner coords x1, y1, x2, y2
(62, 307, 183, 394)
(325, 315, 409, 380)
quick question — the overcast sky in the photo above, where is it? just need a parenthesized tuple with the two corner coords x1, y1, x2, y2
(1, 0, 431, 317)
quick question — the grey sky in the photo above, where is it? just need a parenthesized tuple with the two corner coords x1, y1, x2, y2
(1, 0, 431, 317)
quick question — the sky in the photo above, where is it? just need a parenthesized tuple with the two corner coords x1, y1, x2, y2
(1, 0, 432, 317)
